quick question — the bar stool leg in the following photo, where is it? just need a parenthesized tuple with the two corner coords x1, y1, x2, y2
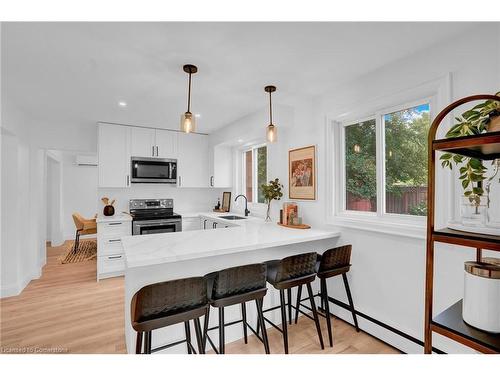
(135, 331, 143, 354)
(321, 278, 333, 347)
(342, 273, 359, 332)
(144, 331, 152, 354)
(202, 307, 210, 351)
(279, 289, 289, 354)
(287, 288, 292, 325)
(294, 284, 302, 324)
(241, 302, 248, 344)
(184, 321, 192, 354)
(255, 298, 270, 354)
(194, 317, 205, 354)
(218, 307, 225, 354)
(306, 282, 324, 350)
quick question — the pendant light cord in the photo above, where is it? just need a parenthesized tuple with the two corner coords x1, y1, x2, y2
(187, 72, 192, 113)
(269, 91, 273, 124)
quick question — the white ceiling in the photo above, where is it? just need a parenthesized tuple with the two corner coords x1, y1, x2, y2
(2, 22, 478, 133)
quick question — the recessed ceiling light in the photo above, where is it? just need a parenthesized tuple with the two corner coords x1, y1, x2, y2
(237, 139, 243, 143)
(195, 114, 201, 118)
(118, 101, 127, 107)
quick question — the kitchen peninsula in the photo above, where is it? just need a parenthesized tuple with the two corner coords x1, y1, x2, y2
(122, 213, 341, 353)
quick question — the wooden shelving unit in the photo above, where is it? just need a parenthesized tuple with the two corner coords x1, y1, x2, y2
(424, 94, 500, 354)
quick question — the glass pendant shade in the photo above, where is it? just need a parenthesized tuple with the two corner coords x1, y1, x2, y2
(180, 111, 196, 133)
(266, 123, 277, 143)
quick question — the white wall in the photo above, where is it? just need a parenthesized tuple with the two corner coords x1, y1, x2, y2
(0, 129, 41, 297)
(211, 24, 500, 353)
(59, 152, 99, 239)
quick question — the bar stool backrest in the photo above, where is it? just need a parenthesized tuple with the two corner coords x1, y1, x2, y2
(132, 277, 208, 326)
(275, 252, 317, 283)
(318, 245, 352, 274)
(211, 263, 267, 300)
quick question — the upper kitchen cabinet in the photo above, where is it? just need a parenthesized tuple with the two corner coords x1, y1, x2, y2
(130, 127, 178, 158)
(98, 123, 131, 188)
(177, 132, 209, 188)
(155, 129, 178, 159)
(209, 145, 233, 188)
(130, 127, 156, 157)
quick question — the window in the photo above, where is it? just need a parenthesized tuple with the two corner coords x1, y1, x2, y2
(340, 100, 431, 218)
(384, 104, 430, 216)
(242, 145, 267, 204)
(345, 119, 377, 212)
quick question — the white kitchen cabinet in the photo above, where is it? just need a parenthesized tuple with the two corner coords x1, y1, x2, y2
(200, 216, 237, 229)
(130, 127, 156, 157)
(97, 215, 132, 280)
(156, 129, 178, 159)
(177, 132, 209, 188)
(130, 127, 177, 158)
(98, 123, 131, 188)
(182, 217, 201, 231)
(209, 145, 233, 188)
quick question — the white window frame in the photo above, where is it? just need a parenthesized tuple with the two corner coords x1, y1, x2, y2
(326, 76, 452, 239)
(240, 143, 268, 206)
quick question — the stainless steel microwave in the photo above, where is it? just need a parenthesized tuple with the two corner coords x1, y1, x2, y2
(130, 157, 177, 184)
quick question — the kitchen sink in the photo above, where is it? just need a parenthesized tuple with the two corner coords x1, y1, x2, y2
(219, 215, 247, 220)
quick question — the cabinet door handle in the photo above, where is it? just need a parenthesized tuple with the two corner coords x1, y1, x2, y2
(126, 175, 130, 186)
(179, 176, 181, 186)
(210, 176, 214, 187)
(156, 146, 159, 156)
(108, 222, 122, 226)
(152, 145, 155, 156)
(108, 255, 122, 260)
(108, 239, 121, 243)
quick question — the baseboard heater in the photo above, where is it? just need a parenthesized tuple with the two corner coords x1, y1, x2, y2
(327, 296, 445, 354)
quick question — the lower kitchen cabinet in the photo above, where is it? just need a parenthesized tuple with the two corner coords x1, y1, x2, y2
(200, 216, 237, 229)
(96, 216, 132, 280)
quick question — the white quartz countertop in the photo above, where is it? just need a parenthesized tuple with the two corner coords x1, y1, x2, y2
(121, 213, 340, 268)
(96, 213, 132, 223)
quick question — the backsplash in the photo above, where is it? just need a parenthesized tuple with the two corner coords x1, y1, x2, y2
(97, 185, 228, 214)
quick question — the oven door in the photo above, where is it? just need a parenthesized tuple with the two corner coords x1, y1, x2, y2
(131, 157, 177, 184)
(132, 219, 182, 235)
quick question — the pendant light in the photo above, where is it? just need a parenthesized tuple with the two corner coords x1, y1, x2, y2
(180, 64, 198, 133)
(265, 85, 277, 143)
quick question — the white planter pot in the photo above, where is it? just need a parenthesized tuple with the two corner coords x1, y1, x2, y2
(462, 258, 500, 333)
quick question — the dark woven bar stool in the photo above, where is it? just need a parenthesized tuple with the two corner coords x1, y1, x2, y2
(295, 245, 359, 347)
(259, 252, 324, 354)
(203, 263, 270, 354)
(131, 276, 209, 354)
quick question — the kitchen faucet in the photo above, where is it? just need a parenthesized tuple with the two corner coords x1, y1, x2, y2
(235, 194, 250, 216)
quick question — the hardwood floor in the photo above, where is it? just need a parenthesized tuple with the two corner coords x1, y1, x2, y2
(0, 243, 399, 354)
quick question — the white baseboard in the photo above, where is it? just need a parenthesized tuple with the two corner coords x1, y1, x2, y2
(0, 282, 21, 298)
(0, 267, 43, 298)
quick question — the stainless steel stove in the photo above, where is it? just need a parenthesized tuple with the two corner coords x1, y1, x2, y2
(129, 199, 182, 235)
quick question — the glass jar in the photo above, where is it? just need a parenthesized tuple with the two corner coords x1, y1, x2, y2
(486, 159, 500, 228)
(461, 195, 488, 227)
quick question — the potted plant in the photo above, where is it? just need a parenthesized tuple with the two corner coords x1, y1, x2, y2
(440, 92, 500, 212)
(261, 178, 284, 222)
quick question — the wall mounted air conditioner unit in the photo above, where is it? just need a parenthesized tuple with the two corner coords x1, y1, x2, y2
(75, 155, 98, 166)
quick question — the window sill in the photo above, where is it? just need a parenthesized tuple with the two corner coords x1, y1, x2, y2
(328, 215, 426, 240)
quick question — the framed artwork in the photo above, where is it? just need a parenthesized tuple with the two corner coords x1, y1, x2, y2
(222, 192, 232, 212)
(289, 145, 316, 200)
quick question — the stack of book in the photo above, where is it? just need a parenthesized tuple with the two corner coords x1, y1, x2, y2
(281, 202, 298, 225)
